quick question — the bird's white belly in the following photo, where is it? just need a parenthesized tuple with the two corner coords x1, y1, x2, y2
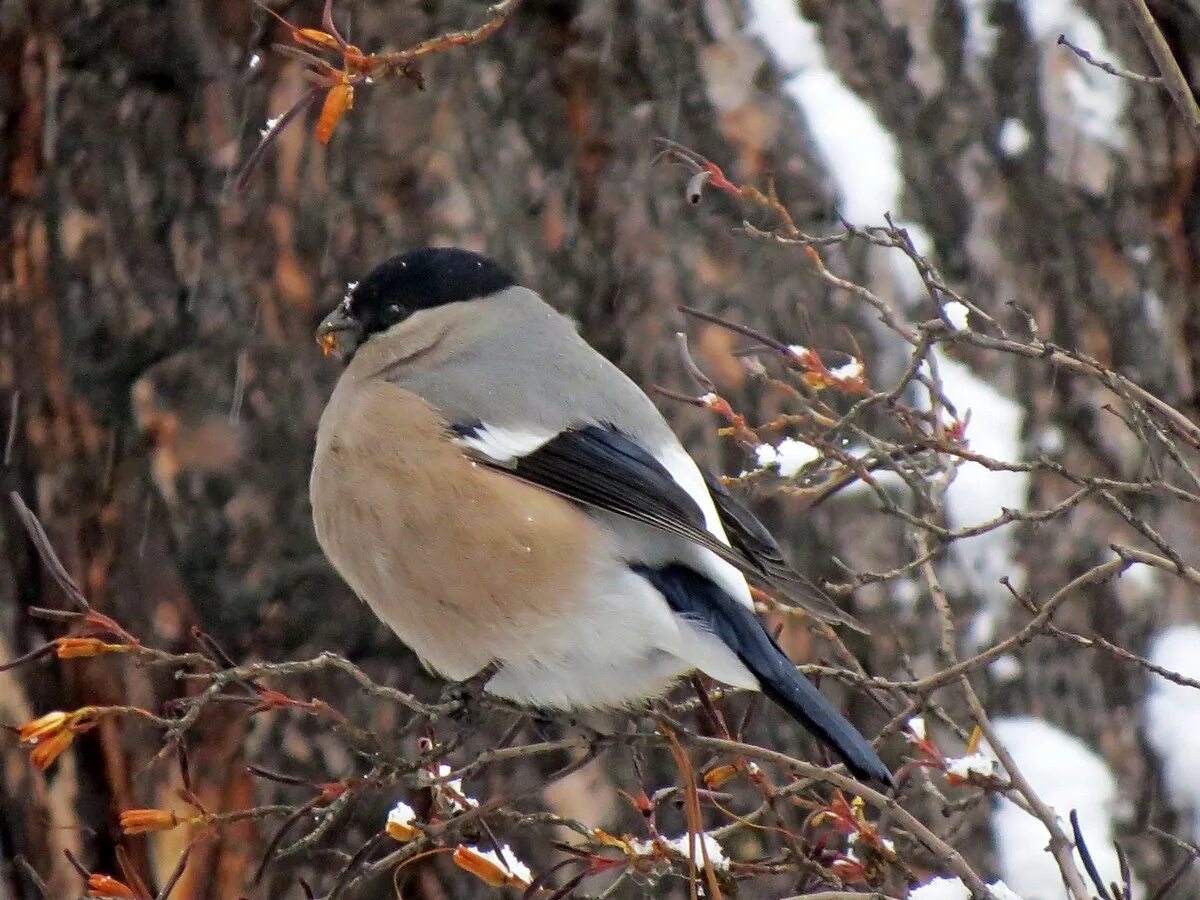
(484, 558, 757, 709)
(483, 562, 691, 708)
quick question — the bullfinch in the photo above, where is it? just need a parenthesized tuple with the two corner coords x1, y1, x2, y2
(310, 247, 891, 785)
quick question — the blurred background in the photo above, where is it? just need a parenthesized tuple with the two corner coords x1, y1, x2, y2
(3, 0, 1200, 897)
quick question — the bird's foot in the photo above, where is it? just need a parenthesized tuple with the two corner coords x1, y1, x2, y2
(527, 712, 565, 743)
(440, 664, 497, 722)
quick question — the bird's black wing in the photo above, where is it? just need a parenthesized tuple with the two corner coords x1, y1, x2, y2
(702, 472, 868, 634)
(453, 421, 741, 563)
(454, 420, 864, 632)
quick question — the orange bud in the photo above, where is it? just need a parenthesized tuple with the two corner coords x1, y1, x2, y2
(591, 829, 630, 850)
(295, 27, 342, 50)
(86, 874, 137, 898)
(19, 710, 69, 743)
(57, 637, 108, 658)
(451, 846, 508, 887)
(385, 819, 419, 842)
(453, 845, 531, 888)
(318, 781, 348, 802)
(315, 81, 354, 144)
(703, 764, 738, 789)
(29, 729, 74, 770)
(120, 808, 180, 835)
(965, 725, 984, 754)
(56, 637, 129, 659)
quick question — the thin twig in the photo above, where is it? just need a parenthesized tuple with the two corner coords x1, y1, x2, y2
(10, 491, 91, 611)
(1119, 0, 1200, 148)
(1057, 33, 1162, 84)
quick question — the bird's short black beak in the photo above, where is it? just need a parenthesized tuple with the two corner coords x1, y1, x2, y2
(316, 305, 364, 362)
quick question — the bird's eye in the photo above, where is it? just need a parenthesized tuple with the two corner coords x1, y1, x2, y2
(386, 303, 402, 317)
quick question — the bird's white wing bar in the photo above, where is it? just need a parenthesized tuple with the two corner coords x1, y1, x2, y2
(653, 443, 755, 608)
(451, 422, 556, 463)
(655, 443, 728, 539)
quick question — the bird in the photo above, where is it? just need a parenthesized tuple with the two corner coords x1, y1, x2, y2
(309, 246, 891, 785)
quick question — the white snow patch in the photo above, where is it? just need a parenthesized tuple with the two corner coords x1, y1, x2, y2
(989, 654, 1023, 683)
(750, 439, 819, 478)
(1145, 626, 1200, 840)
(753, 443, 778, 470)
(775, 437, 819, 477)
(910, 878, 970, 900)
(998, 118, 1032, 158)
(1033, 425, 1065, 455)
(787, 344, 810, 361)
(746, 0, 901, 224)
(967, 606, 998, 648)
(1117, 562, 1158, 604)
(387, 801, 415, 828)
(910, 878, 1026, 900)
(748, 0, 1031, 613)
(829, 359, 864, 381)
(946, 751, 997, 781)
(627, 836, 653, 856)
(960, 0, 998, 58)
(662, 833, 730, 871)
(988, 717, 1134, 899)
(1128, 244, 1152, 264)
(260, 115, 281, 138)
(892, 577, 921, 608)
(1063, 67, 1126, 148)
(943, 301, 971, 331)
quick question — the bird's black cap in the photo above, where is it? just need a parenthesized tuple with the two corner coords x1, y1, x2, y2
(345, 247, 517, 341)
(317, 247, 518, 361)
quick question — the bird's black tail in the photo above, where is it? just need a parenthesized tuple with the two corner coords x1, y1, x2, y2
(635, 564, 893, 786)
(743, 627, 893, 786)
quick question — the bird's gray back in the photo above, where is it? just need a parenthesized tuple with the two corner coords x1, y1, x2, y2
(386, 287, 678, 448)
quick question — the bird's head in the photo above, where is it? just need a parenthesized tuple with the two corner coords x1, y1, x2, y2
(317, 247, 517, 362)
